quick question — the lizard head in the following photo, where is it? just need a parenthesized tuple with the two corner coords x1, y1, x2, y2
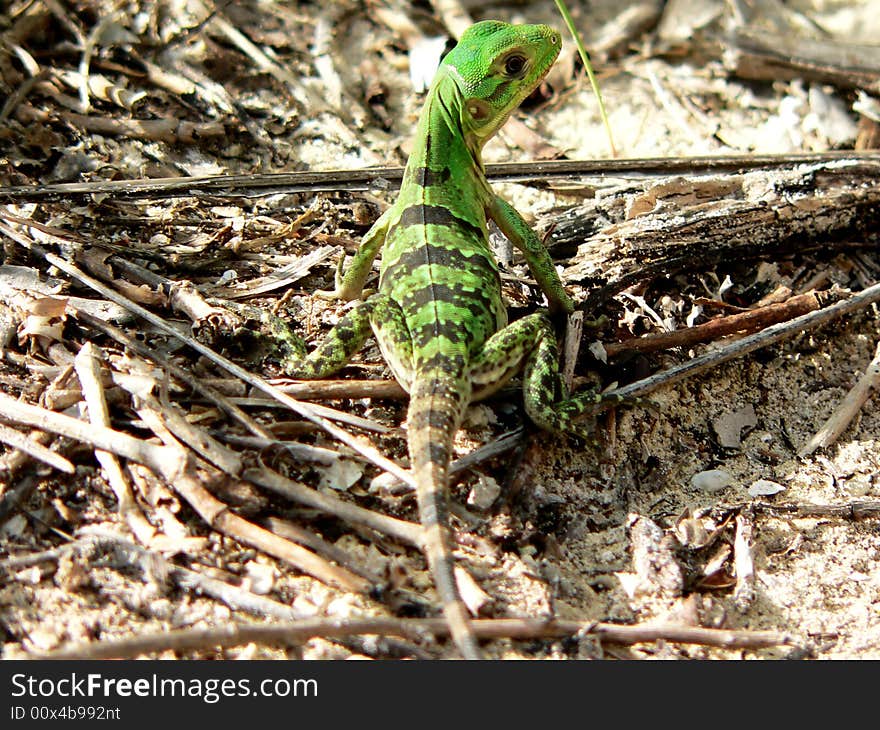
(439, 21, 561, 147)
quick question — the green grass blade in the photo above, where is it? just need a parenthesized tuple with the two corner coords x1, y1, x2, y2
(553, 0, 617, 157)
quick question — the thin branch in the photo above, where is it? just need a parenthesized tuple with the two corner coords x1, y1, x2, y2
(370, 427, 525, 495)
(800, 340, 880, 456)
(16, 103, 226, 143)
(0, 226, 412, 487)
(0, 390, 376, 591)
(0, 422, 73, 473)
(605, 290, 832, 358)
(276, 379, 406, 400)
(595, 280, 880, 412)
(247, 464, 422, 547)
(0, 391, 172, 466)
(73, 342, 155, 544)
(2, 152, 878, 203)
(73, 307, 273, 439)
(733, 513, 755, 609)
(132, 409, 372, 594)
(32, 617, 800, 660)
(265, 517, 385, 584)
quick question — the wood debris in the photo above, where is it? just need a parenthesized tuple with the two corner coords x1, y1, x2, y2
(0, 0, 878, 662)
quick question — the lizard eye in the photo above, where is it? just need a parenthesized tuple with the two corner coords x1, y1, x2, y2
(504, 54, 527, 77)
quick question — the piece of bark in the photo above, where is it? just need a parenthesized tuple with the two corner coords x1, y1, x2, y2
(558, 160, 880, 304)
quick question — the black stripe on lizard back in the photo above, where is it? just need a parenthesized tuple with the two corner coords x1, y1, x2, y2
(409, 167, 452, 187)
(395, 204, 485, 241)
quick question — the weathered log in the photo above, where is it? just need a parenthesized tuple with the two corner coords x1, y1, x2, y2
(555, 159, 880, 305)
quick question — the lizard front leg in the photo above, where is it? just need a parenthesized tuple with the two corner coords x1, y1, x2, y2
(314, 208, 393, 301)
(488, 195, 574, 315)
(470, 311, 603, 438)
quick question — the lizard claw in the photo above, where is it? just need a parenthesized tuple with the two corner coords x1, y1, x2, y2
(313, 252, 376, 301)
(312, 254, 348, 300)
(313, 288, 342, 301)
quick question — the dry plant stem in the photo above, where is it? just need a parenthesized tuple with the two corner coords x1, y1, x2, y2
(6, 531, 422, 659)
(598, 281, 880, 411)
(447, 427, 525, 478)
(64, 256, 384, 430)
(0, 542, 71, 572)
(432, 0, 473, 38)
(799, 340, 880, 456)
(215, 245, 340, 298)
(247, 465, 421, 547)
(265, 517, 385, 584)
(165, 467, 371, 593)
(209, 13, 304, 104)
(0, 69, 42, 125)
(99, 255, 233, 326)
(605, 290, 830, 358)
(222, 397, 388, 433)
(212, 433, 346, 465)
(0, 533, 307, 621)
(73, 308, 272, 440)
(134, 394, 243, 477)
(0, 421, 73, 473)
(134, 394, 385, 581)
(16, 103, 226, 144)
(131, 408, 370, 593)
(73, 342, 155, 544)
(121, 387, 418, 546)
(78, 13, 119, 113)
(0, 391, 171, 466)
(373, 427, 525, 495)
(562, 311, 583, 391)
(3, 152, 878, 203)
(277, 378, 406, 400)
(33, 617, 799, 660)
(162, 279, 227, 328)
(102, 534, 312, 621)
(0, 229, 412, 487)
(746, 499, 880, 520)
(733, 513, 755, 609)
(0, 428, 53, 474)
(0, 391, 372, 590)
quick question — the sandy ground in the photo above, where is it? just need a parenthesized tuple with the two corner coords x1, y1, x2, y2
(1, 0, 878, 659)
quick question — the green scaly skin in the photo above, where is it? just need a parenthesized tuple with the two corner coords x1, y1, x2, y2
(276, 21, 602, 659)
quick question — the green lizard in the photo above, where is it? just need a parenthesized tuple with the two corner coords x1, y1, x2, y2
(273, 20, 602, 659)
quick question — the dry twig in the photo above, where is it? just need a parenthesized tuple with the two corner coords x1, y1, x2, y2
(73, 342, 155, 544)
(596, 281, 880, 414)
(800, 341, 880, 456)
(0, 421, 73, 474)
(733, 513, 755, 609)
(32, 616, 800, 660)
(605, 290, 833, 358)
(0, 225, 411, 487)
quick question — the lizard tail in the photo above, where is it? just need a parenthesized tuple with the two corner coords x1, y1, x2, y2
(407, 376, 482, 660)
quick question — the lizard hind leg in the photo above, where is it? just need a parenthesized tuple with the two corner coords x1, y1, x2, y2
(470, 311, 601, 440)
(271, 294, 405, 379)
